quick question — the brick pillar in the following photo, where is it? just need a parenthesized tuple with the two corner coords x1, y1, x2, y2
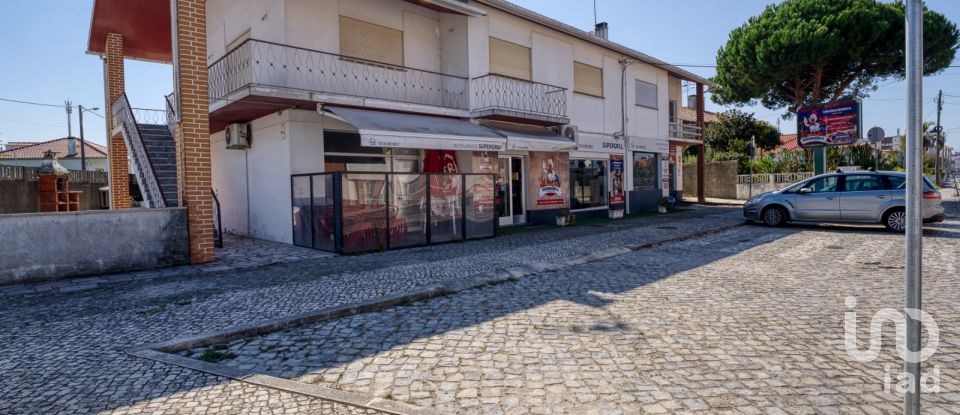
(696, 82, 706, 204)
(105, 33, 131, 209)
(174, 0, 215, 264)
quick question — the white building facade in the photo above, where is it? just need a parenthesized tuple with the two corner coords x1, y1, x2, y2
(203, 0, 711, 248)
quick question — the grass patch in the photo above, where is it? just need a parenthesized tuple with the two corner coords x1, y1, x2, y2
(199, 348, 237, 363)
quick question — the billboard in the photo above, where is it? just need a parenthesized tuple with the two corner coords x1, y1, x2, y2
(797, 100, 861, 148)
(609, 155, 624, 205)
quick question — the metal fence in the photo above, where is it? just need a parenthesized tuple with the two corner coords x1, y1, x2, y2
(292, 172, 496, 254)
(737, 172, 814, 184)
(0, 165, 108, 183)
(471, 74, 568, 120)
(209, 39, 470, 110)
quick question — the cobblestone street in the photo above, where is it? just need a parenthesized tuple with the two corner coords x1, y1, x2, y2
(2, 195, 959, 414)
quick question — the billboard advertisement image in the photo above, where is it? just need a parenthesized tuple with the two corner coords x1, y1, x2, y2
(797, 100, 861, 148)
(609, 155, 624, 205)
(529, 152, 568, 208)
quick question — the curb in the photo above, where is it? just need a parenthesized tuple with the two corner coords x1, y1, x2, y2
(128, 219, 747, 415)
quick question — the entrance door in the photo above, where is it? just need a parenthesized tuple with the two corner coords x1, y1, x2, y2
(497, 156, 526, 226)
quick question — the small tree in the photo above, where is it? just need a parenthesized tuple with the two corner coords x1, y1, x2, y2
(703, 109, 781, 155)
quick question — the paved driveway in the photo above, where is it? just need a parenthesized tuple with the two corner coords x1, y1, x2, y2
(186, 197, 960, 414)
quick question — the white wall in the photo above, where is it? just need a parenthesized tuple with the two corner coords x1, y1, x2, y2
(207, 0, 287, 64)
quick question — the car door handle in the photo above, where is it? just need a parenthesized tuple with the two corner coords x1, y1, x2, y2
(825, 196, 834, 200)
(876, 195, 887, 199)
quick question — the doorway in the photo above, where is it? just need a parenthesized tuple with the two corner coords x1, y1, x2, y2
(497, 156, 526, 226)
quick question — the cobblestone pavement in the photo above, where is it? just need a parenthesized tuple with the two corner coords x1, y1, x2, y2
(191, 197, 960, 414)
(0, 205, 743, 414)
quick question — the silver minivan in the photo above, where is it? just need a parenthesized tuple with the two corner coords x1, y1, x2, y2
(743, 171, 945, 231)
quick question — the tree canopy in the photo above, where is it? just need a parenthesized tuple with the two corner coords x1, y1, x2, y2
(703, 109, 782, 154)
(712, 0, 959, 111)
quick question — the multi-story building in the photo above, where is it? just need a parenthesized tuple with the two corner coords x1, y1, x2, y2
(87, 0, 712, 257)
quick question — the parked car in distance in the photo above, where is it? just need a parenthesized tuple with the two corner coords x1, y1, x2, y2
(743, 171, 945, 231)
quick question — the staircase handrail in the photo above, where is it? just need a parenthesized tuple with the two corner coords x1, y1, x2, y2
(112, 93, 166, 208)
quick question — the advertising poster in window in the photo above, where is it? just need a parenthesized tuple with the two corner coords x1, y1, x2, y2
(470, 152, 498, 207)
(797, 100, 861, 148)
(609, 155, 625, 205)
(529, 152, 568, 208)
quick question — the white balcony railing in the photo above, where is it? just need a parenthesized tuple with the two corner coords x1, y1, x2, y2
(669, 118, 703, 140)
(471, 74, 567, 121)
(208, 39, 469, 110)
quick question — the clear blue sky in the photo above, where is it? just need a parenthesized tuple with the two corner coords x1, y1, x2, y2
(2, 0, 960, 151)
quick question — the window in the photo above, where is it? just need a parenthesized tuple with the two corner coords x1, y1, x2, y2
(323, 132, 420, 173)
(573, 61, 603, 97)
(339, 16, 403, 66)
(805, 176, 839, 193)
(569, 159, 607, 209)
(843, 175, 885, 192)
(632, 152, 658, 191)
(887, 175, 906, 189)
(635, 80, 658, 109)
(489, 37, 531, 80)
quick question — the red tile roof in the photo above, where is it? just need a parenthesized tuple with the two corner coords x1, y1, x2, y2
(0, 138, 108, 159)
(776, 134, 799, 152)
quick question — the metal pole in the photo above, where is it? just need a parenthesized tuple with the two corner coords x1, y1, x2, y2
(65, 100, 73, 138)
(79, 105, 87, 172)
(749, 135, 755, 199)
(904, 1, 924, 413)
(935, 90, 943, 185)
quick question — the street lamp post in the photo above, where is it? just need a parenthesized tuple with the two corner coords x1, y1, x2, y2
(77, 105, 100, 172)
(904, 0, 924, 413)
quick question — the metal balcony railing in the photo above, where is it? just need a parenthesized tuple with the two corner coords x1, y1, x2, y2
(208, 39, 469, 110)
(669, 118, 703, 140)
(471, 74, 567, 120)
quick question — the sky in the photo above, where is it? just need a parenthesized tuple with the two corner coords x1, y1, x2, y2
(1, 0, 960, 151)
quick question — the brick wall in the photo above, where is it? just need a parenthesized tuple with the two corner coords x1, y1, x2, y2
(175, 0, 215, 264)
(105, 33, 131, 209)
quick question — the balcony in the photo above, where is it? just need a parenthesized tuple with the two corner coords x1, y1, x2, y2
(471, 74, 568, 126)
(669, 118, 703, 141)
(208, 39, 470, 112)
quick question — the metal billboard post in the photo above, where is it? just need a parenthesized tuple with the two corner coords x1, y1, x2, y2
(904, 0, 924, 413)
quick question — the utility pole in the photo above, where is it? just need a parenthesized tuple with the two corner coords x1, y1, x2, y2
(64, 100, 73, 139)
(934, 90, 944, 185)
(79, 105, 87, 172)
(904, 1, 924, 413)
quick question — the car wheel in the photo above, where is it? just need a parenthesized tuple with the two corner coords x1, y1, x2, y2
(883, 209, 907, 232)
(761, 206, 787, 226)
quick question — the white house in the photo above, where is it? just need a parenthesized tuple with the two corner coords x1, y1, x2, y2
(0, 138, 109, 171)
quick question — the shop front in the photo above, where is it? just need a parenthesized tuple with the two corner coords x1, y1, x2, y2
(291, 107, 507, 253)
(568, 132, 626, 218)
(627, 136, 670, 213)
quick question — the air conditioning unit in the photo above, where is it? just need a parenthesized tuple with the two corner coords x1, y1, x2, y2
(552, 125, 578, 142)
(225, 123, 251, 149)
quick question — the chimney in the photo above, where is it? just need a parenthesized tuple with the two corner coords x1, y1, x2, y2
(67, 137, 78, 157)
(687, 94, 698, 110)
(594, 22, 608, 40)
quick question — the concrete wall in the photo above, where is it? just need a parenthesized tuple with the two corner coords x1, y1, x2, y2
(683, 161, 738, 200)
(0, 208, 189, 285)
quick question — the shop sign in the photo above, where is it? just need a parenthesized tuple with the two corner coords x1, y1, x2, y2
(577, 133, 625, 153)
(628, 136, 670, 154)
(363, 134, 505, 152)
(609, 155, 625, 205)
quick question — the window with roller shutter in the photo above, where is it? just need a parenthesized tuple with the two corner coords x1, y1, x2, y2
(488, 37, 531, 81)
(339, 16, 404, 67)
(573, 61, 603, 97)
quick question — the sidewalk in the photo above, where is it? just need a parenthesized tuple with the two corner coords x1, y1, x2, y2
(682, 195, 745, 206)
(0, 205, 746, 414)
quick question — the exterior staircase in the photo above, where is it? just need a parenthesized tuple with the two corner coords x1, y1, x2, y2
(137, 124, 179, 207)
(112, 93, 178, 208)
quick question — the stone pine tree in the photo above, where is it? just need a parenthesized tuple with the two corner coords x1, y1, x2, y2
(711, 0, 959, 172)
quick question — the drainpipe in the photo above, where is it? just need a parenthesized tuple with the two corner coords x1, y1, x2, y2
(617, 58, 634, 140)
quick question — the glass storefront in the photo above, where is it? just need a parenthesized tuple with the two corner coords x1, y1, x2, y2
(569, 159, 607, 210)
(632, 152, 658, 191)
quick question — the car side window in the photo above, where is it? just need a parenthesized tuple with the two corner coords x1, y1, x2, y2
(844, 175, 885, 192)
(887, 175, 906, 190)
(806, 176, 838, 193)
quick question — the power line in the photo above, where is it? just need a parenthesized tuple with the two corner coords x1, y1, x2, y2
(0, 97, 70, 109)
